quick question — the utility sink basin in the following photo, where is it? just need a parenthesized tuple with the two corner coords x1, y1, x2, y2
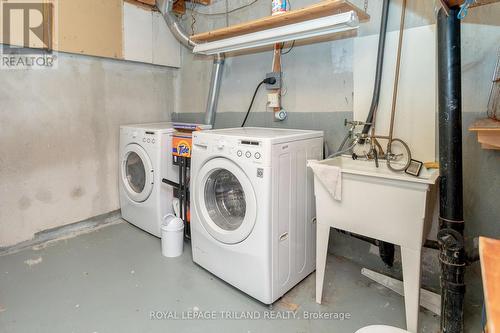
(310, 156, 439, 333)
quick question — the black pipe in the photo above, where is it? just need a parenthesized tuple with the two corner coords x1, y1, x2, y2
(438, 229, 466, 333)
(438, 10, 465, 234)
(437, 7, 466, 333)
(336, 229, 378, 246)
(335, 229, 394, 267)
(378, 241, 395, 267)
(424, 239, 440, 250)
(361, 0, 391, 136)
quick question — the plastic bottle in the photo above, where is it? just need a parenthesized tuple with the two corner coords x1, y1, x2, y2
(272, 0, 287, 15)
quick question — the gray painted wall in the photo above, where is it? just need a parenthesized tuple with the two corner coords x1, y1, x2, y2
(0, 53, 177, 247)
(173, 0, 500, 296)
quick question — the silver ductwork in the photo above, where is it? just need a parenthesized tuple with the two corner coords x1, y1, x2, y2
(204, 54, 225, 125)
(156, 0, 224, 126)
(156, 0, 196, 50)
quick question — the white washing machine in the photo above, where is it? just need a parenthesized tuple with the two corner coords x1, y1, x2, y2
(119, 122, 209, 237)
(190, 127, 323, 304)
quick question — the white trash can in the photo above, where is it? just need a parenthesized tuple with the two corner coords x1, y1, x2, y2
(161, 214, 184, 258)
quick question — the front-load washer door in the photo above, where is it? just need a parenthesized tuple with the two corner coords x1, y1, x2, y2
(195, 158, 257, 245)
(121, 144, 154, 203)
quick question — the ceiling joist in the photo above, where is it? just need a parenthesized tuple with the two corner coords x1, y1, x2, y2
(173, 0, 211, 15)
(124, 0, 211, 15)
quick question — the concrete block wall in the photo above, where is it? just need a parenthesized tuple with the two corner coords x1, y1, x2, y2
(0, 53, 178, 247)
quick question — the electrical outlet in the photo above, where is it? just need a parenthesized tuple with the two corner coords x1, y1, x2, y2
(265, 72, 281, 90)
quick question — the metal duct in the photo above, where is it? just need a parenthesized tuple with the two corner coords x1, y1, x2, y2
(205, 54, 225, 126)
(156, 0, 224, 126)
(156, 0, 196, 50)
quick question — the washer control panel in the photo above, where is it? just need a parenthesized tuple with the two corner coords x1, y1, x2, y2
(127, 129, 159, 147)
(193, 132, 272, 166)
(234, 139, 264, 164)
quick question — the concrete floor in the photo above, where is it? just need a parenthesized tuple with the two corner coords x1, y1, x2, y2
(0, 220, 446, 333)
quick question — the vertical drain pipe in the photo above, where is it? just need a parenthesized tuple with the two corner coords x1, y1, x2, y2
(437, 7, 466, 333)
(156, 0, 225, 127)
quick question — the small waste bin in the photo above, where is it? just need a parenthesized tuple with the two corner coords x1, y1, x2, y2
(161, 214, 184, 258)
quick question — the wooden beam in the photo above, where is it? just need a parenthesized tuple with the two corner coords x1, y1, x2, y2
(172, 0, 211, 15)
(124, 0, 156, 11)
(123, 0, 211, 15)
(445, 0, 500, 8)
(136, 0, 155, 5)
(191, 0, 369, 43)
(173, 0, 186, 14)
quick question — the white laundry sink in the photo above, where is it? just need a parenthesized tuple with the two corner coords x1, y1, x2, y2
(311, 156, 439, 333)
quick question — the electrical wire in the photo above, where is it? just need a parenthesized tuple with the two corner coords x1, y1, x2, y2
(281, 40, 295, 55)
(280, 0, 294, 55)
(241, 80, 266, 127)
(188, 0, 262, 16)
(190, 2, 197, 35)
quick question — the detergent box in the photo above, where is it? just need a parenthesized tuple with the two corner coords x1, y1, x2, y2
(171, 123, 204, 158)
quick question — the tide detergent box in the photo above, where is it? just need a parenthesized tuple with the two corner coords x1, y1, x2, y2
(172, 123, 208, 158)
(172, 133, 193, 158)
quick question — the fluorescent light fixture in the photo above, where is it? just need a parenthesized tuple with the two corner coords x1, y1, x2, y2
(193, 11, 359, 55)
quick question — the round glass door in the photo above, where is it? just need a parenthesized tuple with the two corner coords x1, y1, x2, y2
(205, 169, 246, 231)
(121, 144, 154, 202)
(195, 158, 257, 244)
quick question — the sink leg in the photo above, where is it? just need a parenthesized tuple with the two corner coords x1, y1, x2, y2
(401, 246, 422, 333)
(316, 223, 330, 304)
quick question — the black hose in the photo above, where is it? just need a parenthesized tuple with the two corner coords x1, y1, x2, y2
(335, 229, 395, 267)
(378, 241, 395, 267)
(361, 0, 391, 136)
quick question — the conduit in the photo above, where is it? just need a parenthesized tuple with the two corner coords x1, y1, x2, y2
(156, 0, 225, 126)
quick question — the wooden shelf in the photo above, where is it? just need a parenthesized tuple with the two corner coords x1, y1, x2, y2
(480, 237, 500, 333)
(469, 118, 500, 150)
(190, 0, 369, 43)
